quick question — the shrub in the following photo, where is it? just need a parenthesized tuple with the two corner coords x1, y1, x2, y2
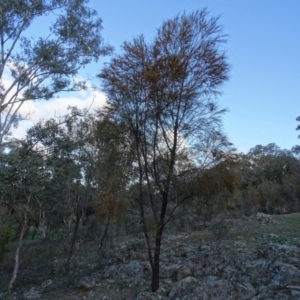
(207, 219, 231, 241)
(0, 224, 12, 262)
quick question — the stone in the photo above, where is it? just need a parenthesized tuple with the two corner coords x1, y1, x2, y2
(136, 292, 168, 300)
(234, 282, 256, 299)
(256, 212, 276, 225)
(286, 285, 300, 290)
(24, 287, 41, 300)
(177, 266, 193, 280)
(118, 260, 144, 278)
(160, 264, 181, 279)
(77, 276, 96, 291)
(41, 279, 52, 289)
(203, 275, 218, 284)
(291, 289, 300, 296)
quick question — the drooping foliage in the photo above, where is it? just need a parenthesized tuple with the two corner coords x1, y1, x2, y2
(0, 0, 112, 143)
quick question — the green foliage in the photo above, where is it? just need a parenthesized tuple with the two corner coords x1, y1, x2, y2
(0, 0, 112, 143)
(0, 224, 12, 262)
(207, 219, 231, 241)
(228, 143, 300, 214)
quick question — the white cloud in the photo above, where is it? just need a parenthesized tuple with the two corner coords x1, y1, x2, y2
(2, 68, 107, 140)
(10, 88, 107, 140)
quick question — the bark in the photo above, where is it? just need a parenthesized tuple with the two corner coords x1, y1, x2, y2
(151, 223, 163, 292)
(138, 198, 154, 270)
(151, 192, 168, 292)
(8, 217, 27, 292)
(31, 227, 37, 240)
(98, 214, 110, 254)
(66, 209, 81, 270)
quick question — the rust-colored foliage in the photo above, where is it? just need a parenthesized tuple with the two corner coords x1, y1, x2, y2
(191, 159, 241, 198)
(95, 191, 129, 225)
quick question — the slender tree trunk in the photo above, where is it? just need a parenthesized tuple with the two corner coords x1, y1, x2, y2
(66, 210, 80, 270)
(14, 221, 22, 241)
(31, 227, 36, 240)
(136, 152, 154, 270)
(8, 217, 27, 292)
(151, 192, 168, 292)
(138, 198, 154, 270)
(151, 223, 163, 292)
(98, 214, 111, 254)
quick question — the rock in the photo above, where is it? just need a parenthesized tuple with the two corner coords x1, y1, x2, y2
(268, 274, 282, 289)
(256, 212, 276, 225)
(262, 233, 279, 240)
(198, 245, 211, 251)
(77, 276, 96, 291)
(24, 287, 41, 299)
(221, 265, 237, 279)
(291, 289, 300, 296)
(169, 276, 198, 298)
(202, 275, 218, 284)
(286, 285, 300, 291)
(136, 292, 168, 300)
(177, 266, 193, 280)
(103, 265, 118, 278)
(234, 282, 256, 299)
(118, 260, 144, 278)
(160, 264, 181, 279)
(41, 279, 52, 290)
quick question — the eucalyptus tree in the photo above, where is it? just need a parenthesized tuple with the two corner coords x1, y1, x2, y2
(293, 116, 300, 155)
(26, 116, 88, 268)
(0, 140, 50, 291)
(99, 9, 230, 291)
(236, 143, 300, 214)
(25, 111, 132, 267)
(0, 0, 112, 143)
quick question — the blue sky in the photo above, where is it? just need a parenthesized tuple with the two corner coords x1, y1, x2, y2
(90, 0, 300, 153)
(11, 0, 300, 153)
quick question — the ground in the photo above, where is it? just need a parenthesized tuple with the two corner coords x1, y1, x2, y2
(0, 213, 300, 299)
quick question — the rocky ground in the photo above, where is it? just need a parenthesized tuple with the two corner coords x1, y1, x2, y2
(1, 213, 300, 300)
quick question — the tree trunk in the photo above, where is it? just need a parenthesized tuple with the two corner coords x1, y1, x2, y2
(151, 223, 163, 292)
(14, 221, 22, 241)
(98, 214, 110, 254)
(66, 210, 80, 270)
(31, 227, 37, 240)
(151, 191, 168, 292)
(8, 217, 27, 292)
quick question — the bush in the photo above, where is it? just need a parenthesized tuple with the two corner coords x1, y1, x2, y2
(0, 224, 12, 262)
(207, 219, 231, 241)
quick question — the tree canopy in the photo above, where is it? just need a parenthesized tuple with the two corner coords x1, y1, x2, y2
(0, 0, 112, 143)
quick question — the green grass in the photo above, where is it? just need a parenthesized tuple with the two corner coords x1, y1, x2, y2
(241, 213, 300, 245)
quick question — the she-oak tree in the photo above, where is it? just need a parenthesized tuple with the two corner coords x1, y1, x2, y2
(99, 9, 231, 292)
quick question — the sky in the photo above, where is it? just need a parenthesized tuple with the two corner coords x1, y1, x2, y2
(8, 0, 300, 153)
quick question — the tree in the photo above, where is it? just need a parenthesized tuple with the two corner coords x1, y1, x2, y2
(293, 116, 300, 155)
(0, 0, 112, 143)
(296, 116, 300, 137)
(26, 115, 91, 269)
(235, 143, 300, 214)
(25, 111, 132, 267)
(99, 9, 230, 291)
(94, 115, 132, 251)
(0, 140, 50, 291)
